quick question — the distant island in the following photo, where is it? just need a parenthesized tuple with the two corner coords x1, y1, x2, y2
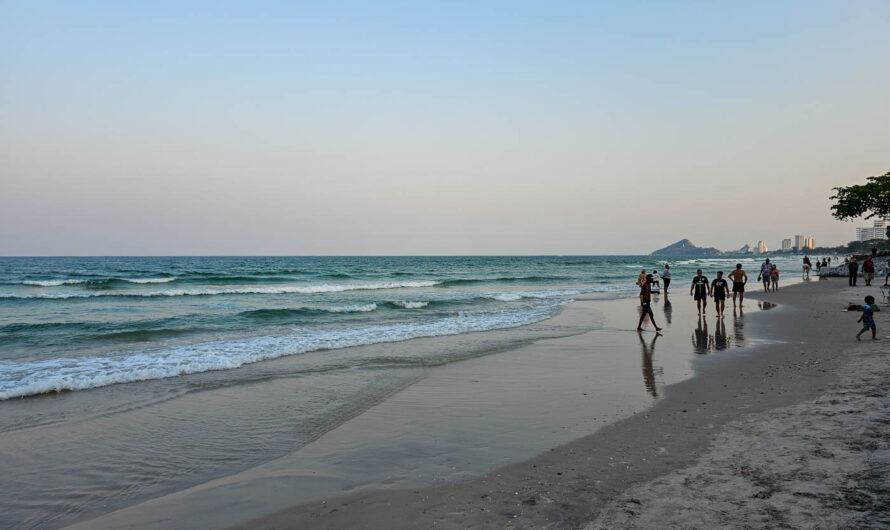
(650, 239, 722, 256)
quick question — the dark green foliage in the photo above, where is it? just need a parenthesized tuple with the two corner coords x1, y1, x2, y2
(830, 170, 890, 225)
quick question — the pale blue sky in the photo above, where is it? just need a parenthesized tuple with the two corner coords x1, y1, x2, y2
(2, 1, 889, 254)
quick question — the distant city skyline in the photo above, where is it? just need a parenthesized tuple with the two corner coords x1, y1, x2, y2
(2, 1, 889, 255)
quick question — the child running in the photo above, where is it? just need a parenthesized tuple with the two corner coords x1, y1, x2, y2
(856, 295, 878, 341)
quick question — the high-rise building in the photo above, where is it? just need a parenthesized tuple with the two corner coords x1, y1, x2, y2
(856, 218, 889, 242)
(781, 238, 792, 251)
(756, 240, 768, 253)
(793, 235, 806, 250)
(806, 237, 815, 249)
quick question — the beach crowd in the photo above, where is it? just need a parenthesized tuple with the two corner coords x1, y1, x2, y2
(635, 254, 888, 340)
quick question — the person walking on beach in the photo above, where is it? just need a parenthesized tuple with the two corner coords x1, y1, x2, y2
(802, 256, 812, 280)
(728, 263, 747, 308)
(637, 269, 647, 287)
(856, 295, 878, 341)
(662, 264, 672, 296)
(651, 270, 661, 291)
(862, 257, 875, 286)
(770, 264, 779, 291)
(759, 258, 772, 293)
(637, 274, 662, 332)
(710, 271, 729, 318)
(848, 258, 859, 287)
(884, 259, 890, 287)
(690, 269, 709, 315)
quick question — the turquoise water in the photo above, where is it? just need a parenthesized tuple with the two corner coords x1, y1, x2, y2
(0, 255, 804, 399)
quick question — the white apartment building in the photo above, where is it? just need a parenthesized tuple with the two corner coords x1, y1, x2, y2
(781, 238, 792, 250)
(856, 219, 889, 242)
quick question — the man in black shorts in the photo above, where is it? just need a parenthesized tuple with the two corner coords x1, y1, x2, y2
(711, 271, 729, 318)
(690, 269, 709, 315)
(727, 263, 747, 308)
(637, 274, 663, 332)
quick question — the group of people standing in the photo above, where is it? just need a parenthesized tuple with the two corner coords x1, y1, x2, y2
(636, 262, 753, 330)
(844, 256, 888, 287)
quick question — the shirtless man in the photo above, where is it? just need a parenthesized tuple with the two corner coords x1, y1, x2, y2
(727, 263, 748, 307)
(637, 274, 662, 332)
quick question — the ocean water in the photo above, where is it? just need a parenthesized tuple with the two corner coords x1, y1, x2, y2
(0, 255, 805, 400)
(0, 254, 811, 528)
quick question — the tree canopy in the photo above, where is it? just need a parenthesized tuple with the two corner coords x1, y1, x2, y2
(830, 170, 890, 222)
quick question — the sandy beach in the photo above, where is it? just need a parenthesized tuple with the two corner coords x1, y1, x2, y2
(223, 278, 888, 530)
(53, 274, 888, 529)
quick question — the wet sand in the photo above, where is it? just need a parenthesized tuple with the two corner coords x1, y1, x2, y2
(60, 277, 818, 530)
(212, 278, 890, 529)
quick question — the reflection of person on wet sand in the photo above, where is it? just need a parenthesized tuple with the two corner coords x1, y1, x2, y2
(638, 330, 660, 397)
(692, 315, 709, 354)
(732, 306, 745, 343)
(662, 298, 672, 325)
(713, 317, 728, 350)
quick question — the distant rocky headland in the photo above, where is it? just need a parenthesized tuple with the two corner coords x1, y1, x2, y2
(650, 239, 723, 256)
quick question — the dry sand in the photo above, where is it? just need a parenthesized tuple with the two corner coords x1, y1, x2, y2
(233, 279, 889, 529)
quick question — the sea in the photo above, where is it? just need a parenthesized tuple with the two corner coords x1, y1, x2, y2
(0, 254, 807, 528)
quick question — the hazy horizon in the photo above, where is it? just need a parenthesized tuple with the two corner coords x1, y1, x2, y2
(2, 1, 889, 256)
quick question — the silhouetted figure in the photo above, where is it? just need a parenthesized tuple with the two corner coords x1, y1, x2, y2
(849, 258, 859, 286)
(637, 274, 662, 331)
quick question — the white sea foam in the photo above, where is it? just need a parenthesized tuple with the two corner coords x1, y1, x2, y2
(1, 280, 441, 299)
(23, 280, 88, 287)
(326, 303, 378, 313)
(392, 301, 429, 309)
(22, 277, 175, 286)
(0, 300, 568, 399)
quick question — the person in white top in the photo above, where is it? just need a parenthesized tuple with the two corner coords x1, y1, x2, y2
(662, 264, 672, 296)
(651, 271, 661, 291)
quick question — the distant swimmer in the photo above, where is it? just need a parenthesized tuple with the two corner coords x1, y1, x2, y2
(710, 271, 729, 318)
(637, 274, 662, 332)
(727, 263, 747, 307)
(690, 269, 709, 315)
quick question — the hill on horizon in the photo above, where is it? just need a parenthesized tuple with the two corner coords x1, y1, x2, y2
(650, 239, 723, 256)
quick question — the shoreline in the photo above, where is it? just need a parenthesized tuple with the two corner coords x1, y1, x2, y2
(63, 277, 800, 530)
(223, 277, 888, 529)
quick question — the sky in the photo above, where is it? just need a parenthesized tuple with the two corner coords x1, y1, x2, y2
(1, 1, 889, 255)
